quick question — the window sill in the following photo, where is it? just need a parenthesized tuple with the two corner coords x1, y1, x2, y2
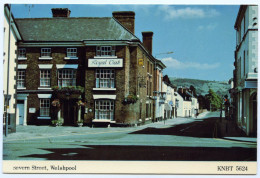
(39, 57, 52, 60)
(94, 56, 117, 59)
(37, 117, 51, 119)
(18, 57, 27, 60)
(64, 57, 78, 60)
(38, 87, 52, 90)
(93, 88, 116, 91)
(17, 87, 26, 90)
(92, 119, 115, 123)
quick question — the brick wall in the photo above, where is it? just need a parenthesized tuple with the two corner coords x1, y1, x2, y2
(18, 46, 85, 124)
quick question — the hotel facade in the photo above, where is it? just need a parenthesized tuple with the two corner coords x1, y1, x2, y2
(14, 9, 165, 126)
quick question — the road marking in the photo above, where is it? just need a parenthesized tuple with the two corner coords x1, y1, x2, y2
(4, 128, 138, 142)
(180, 124, 196, 132)
(213, 137, 256, 145)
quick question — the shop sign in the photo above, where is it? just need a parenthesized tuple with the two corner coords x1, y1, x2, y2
(88, 58, 123, 68)
(29, 108, 36, 113)
(138, 58, 144, 66)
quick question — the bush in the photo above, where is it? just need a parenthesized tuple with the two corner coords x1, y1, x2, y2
(52, 86, 84, 94)
(51, 119, 63, 126)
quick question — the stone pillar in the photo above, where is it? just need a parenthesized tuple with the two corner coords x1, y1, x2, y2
(58, 110, 61, 120)
(23, 97, 27, 126)
(78, 106, 81, 121)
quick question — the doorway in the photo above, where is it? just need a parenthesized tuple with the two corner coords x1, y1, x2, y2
(62, 99, 77, 125)
(17, 100, 24, 125)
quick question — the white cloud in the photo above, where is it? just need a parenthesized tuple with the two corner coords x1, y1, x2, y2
(158, 6, 220, 20)
(161, 57, 220, 70)
(197, 23, 218, 30)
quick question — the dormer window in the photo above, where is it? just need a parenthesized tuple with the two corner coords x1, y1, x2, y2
(96, 46, 115, 57)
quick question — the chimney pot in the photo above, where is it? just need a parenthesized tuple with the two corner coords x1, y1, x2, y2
(142, 31, 154, 55)
(52, 8, 71, 18)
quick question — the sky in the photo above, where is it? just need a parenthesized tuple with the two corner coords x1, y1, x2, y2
(10, 4, 240, 81)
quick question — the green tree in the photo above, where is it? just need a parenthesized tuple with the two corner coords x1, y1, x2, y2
(205, 89, 222, 111)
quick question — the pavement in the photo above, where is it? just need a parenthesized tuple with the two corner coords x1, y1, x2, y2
(215, 116, 257, 143)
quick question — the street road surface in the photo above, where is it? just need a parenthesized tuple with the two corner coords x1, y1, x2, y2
(3, 112, 256, 161)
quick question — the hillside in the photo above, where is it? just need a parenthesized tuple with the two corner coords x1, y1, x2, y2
(170, 77, 230, 96)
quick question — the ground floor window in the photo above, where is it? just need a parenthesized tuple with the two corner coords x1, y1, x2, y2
(95, 100, 114, 120)
(40, 99, 50, 116)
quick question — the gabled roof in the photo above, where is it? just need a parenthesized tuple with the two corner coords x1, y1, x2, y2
(15, 17, 139, 42)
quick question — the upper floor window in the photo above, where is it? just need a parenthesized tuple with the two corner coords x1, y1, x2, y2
(17, 70, 26, 89)
(40, 70, 51, 87)
(41, 48, 51, 57)
(18, 48, 26, 58)
(58, 69, 76, 87)
(67, 48, 77, 57)
(95, 69, 115, 88)
(96, 46, 115, 57)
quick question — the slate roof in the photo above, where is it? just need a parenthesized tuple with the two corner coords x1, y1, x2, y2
(15, 17, 139, 42)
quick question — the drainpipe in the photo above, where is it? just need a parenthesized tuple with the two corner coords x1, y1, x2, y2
(5, 4, 12, 137)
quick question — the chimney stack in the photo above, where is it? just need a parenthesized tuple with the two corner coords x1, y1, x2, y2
(142, 31, 153, 55)
(52, 8, 71, 18)
(112, 11, 135, 34)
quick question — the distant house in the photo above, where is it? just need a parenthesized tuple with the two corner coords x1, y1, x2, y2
(163, 75, 176, 119)
(233, 5, 258, 136)
(176, 87, 198, 118)
(153, 60, 166, 121)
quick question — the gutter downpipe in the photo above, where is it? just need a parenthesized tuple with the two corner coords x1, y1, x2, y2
(5, 4, 11, 137)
